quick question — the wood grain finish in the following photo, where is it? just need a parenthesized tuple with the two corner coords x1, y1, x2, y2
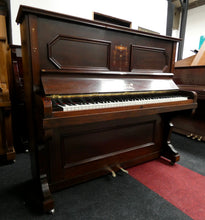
(48, 35, 111, 71)
(41, 71, 179, 95)
(16, 5, 196, 213)
(130, 45, 168, 72)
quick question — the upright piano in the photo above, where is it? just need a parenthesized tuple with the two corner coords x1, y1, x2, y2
(16, 5, 197, 213)
(173, 41, 205, 141)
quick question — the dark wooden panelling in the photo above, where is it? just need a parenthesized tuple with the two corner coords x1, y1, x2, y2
(41, 72, 178, 95)
(48, 35, 111, 71)
(130, 45, 168, 72)
(62, 121, 155, 167)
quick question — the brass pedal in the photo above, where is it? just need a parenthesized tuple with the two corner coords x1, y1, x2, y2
(187, 133, 193, 138)
(117, 165, 129, 174)
(192, 135, 198, 140)
(107, 167, 116, 178)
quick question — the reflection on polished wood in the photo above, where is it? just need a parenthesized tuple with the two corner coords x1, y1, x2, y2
(16, 5, 197, 212)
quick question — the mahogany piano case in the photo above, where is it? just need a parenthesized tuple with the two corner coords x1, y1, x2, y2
(16, 5, 197, 212)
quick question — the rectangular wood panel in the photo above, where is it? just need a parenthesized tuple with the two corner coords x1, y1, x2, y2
(130, 45, 168, 72)
(62, 121, 155, 167)
(48, 35, 111, 71)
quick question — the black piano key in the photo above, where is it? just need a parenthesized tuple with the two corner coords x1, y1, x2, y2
(53, 105, 64, 111)
(51, 99, 58, 107)
(51, 99, 63, 111)
(70, 97, 84, 105)
(87, 97, 95, 104)
(57, 98, 66, 106)
(62, 98, 73, 106)
(93, 96, 103, 103)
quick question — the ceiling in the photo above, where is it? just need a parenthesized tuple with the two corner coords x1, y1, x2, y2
(172, 0, 205, 9)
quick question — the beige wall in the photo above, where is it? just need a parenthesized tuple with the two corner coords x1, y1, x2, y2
(10, 0, 168, 45)
(181, 5, 205, 59)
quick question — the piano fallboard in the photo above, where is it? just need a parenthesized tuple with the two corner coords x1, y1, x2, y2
(41, 70, 179, 95)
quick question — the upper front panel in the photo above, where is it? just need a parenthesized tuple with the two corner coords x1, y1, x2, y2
(36, 16, 174, 73)
(17, 5, 179, 90)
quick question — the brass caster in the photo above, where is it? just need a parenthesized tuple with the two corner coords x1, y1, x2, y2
(192, 135, 198, 140)
(197, 136, 202, 141)
(49, 209, 55, 215)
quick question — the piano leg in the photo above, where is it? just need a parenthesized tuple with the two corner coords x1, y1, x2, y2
(161, 121, 180, 165)
(4, 107, 16, 162)
(40, 174, 54, 213)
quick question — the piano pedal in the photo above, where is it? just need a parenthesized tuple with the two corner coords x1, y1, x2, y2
(197, 136, 202, 141)
(117, 165, 129, 174)
(186, 133, 193, 138)
(106, 167, 116, 178)
(192, 135, 198, 140)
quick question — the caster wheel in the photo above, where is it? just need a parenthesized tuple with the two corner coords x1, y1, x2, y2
(170, 161, 175, 165)
(49, 209, 55, 215)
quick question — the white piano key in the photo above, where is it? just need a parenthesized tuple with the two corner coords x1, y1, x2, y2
(56, 96, 188, 112)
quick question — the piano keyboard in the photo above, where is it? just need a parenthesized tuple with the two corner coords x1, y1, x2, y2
(52, 95, 188, 112)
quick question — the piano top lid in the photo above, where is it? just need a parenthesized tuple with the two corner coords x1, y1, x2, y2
(40, 70, 179, 96)
(16, 5, 180, 43)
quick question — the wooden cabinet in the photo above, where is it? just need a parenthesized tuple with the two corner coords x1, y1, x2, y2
(0, 96, 15, 161)
(0, 6, 15, 162)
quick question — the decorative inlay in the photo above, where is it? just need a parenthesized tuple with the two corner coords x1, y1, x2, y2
(112, 44, 129, 71)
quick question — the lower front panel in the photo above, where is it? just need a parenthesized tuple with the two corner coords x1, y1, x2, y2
(46, 114, 162, 191)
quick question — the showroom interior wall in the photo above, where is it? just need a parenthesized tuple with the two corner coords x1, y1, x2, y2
(182, 4, 205, 58)
(10, 0, 168, 46)
(11, 0, 204, 60)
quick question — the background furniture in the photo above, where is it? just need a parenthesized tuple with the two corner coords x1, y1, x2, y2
(173, 41, 205, 141)
(0, 3, 15, 162)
